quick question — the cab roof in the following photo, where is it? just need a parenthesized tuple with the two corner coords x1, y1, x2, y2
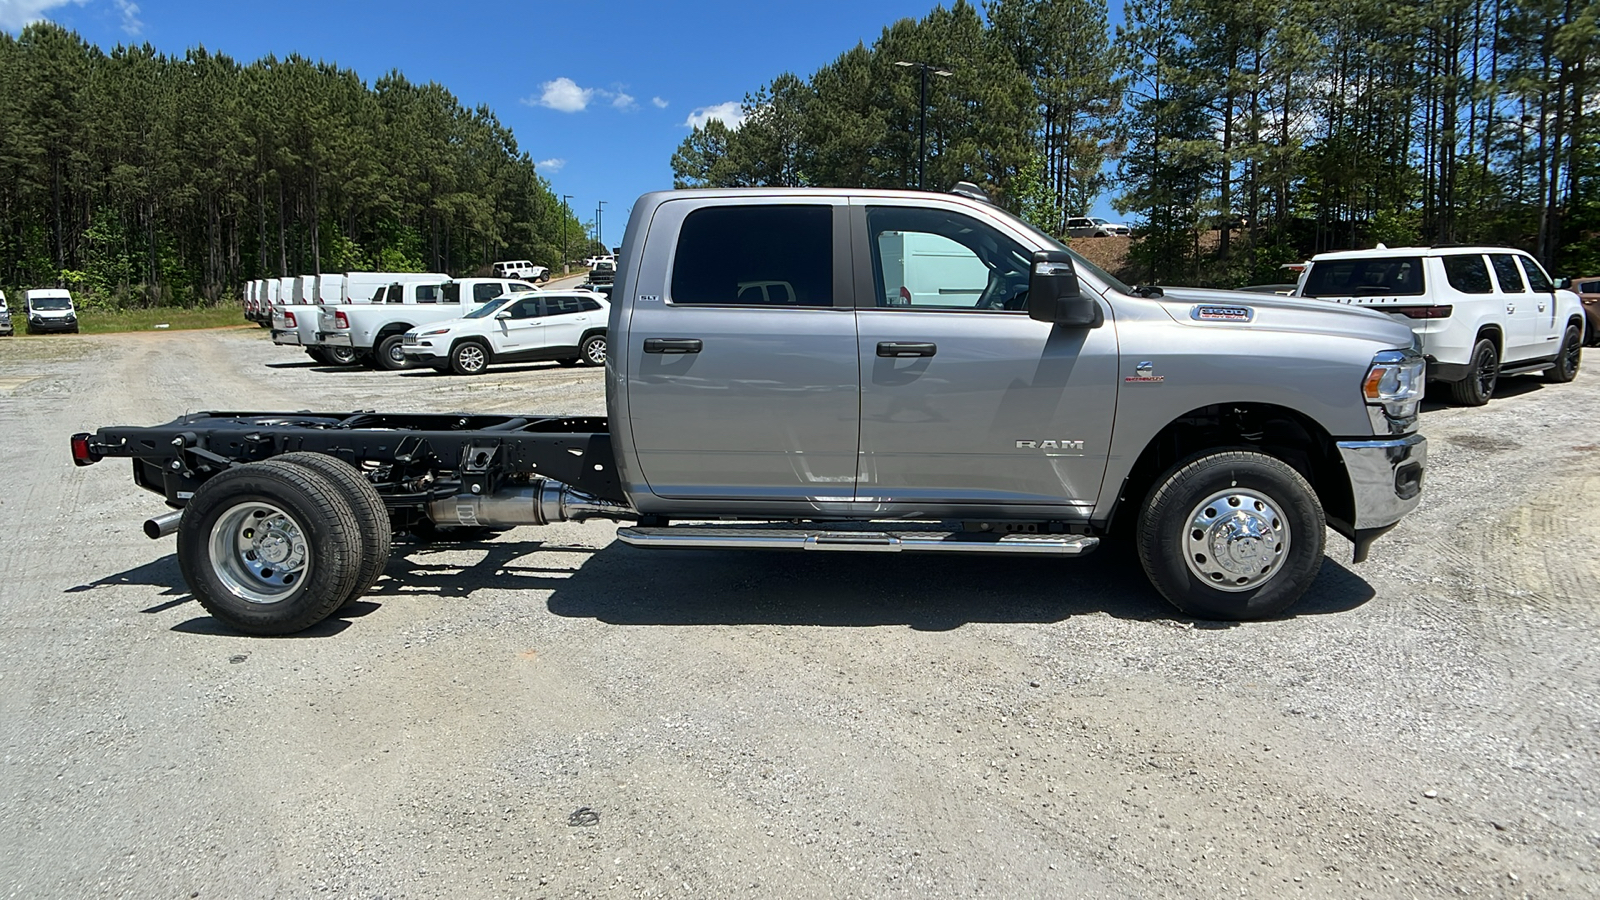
(1310, 245, 1533, 261)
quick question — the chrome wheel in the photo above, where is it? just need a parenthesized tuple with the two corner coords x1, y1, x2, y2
(582, 335, 606, 366)
(453, 343, 487, 373)
(1182, 488, 1290, 592)
(206, 501, 311, 604)
(327, 345, 358, 365)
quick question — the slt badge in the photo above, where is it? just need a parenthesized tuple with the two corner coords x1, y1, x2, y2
(1125, 361, 1165, 383)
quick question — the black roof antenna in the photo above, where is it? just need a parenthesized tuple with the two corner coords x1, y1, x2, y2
(948, 181, 992, 204)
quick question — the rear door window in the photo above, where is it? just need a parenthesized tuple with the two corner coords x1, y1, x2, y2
(1490, 254, 1526, 293)
(543, 296, 585, 316)
(1301, 258, 1426, 297)
(386, 284, 403, 303)
(1442, 255, 1493, 294)
(670, 205, 833, 306)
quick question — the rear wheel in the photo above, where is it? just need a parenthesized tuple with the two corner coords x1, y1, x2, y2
(449, 340, 490, 375)
(1449, 338, 1499, 406)
(272, 452, 392, 604)
(374, 334, 412, 371)
(306, 347, 331, 364)
(580, 333, 607, 367)
(176, 460, 362, 635)
(325, 345, 359, 366)
(1136, 450, 1325, 621)
(1542, 324, 1582, 383)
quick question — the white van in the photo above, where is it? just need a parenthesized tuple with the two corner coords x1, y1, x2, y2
(491, 260, 550, 282)
(24, 288, 79, 334)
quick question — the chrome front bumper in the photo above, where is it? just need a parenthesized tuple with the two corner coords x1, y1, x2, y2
(1335, 434, 1426, 560)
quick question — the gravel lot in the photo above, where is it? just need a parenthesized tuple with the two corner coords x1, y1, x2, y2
(1, 327, 1596, 899)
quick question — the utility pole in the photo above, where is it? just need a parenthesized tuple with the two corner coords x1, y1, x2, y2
(596, 200, 607, 253)
(562, 194, 573, 274)
(894, 61, 952, 190)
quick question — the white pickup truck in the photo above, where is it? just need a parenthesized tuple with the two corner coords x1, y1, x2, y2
(274, 273, 447, 365)
(317, 277, 539, 370)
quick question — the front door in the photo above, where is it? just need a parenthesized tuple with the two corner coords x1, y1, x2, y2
(490, 295, 547, 353)
(1489, 252, 1540, 363)
(851, 201, 1119, 518)
(625, 199, 860, 503)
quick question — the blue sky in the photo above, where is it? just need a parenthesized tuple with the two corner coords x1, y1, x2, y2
(0, 0, 1125, 247)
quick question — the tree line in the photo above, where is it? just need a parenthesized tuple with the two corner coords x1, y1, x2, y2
(671, 0, 1598, 286)
(0, 23, 596, 308)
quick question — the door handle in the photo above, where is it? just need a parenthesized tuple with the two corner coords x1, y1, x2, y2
(1538, 302, 1547, 312)
(643, 338, 702, 354)
(877, 341, 937, 358)
(1507, 303, 1516, 313)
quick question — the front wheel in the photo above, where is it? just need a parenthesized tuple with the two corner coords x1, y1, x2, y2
(176, 460, 363, 635)
(1136, 450, 1325, 621)
(1542, 324, 1582, 383)
(580, 333, 607, 366)
(1449, 338, 1499, 406)
(449, 340, 490, 375)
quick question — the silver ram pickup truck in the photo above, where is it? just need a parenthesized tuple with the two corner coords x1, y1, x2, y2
(70, 186, 1427, 634)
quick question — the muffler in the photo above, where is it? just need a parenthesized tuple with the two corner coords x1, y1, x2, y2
(144, 510, 182, 539)
(426, 479, 634, 528)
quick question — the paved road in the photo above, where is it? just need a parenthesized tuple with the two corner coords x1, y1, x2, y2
(0, 328, 1595, 898)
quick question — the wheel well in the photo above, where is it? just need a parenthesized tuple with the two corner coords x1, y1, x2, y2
(580, 327, 606, 343)
(1108, 403, 1353, 536)
(1476, 325, 1502, 354)
(450, 335, 491, 355)
(376, 324, 413, 342)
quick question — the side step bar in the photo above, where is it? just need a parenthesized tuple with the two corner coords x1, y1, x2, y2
(615, 525, 1099, 556)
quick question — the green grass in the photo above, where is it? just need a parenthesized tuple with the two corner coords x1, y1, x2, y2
(72, 305, 256, 335)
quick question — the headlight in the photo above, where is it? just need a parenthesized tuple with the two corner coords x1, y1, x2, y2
(420, 328, 450, 337)
(1363, 349, 1425, 433)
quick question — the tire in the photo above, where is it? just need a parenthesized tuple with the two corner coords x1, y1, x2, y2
(272, 452, 392, 605)
(324, 345, 360, 366)
(176, 460, 363, 635)
(538, 272, 550, 283)
(1449, 338, 1499, 406)
(1136, 450, 1325, 621)
(374, 333, 412, 371)
(580, 333, 607, 367)
(449, 340, 490, 376)
(556, 358, 580, 368)
(306, 347, 331, 364)
(1542, 324, 1582, 384)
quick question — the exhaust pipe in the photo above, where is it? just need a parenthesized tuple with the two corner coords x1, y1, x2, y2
(144, 510, 182, 539)
(427, 479, 634, 528)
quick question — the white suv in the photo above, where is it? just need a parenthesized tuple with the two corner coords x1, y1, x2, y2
(491, 260, 550, 282)
(1296, 246, 1584, 405)
(402, 291, 609, 375)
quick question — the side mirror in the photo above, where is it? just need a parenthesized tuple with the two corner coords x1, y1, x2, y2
(494, 311, 512, 320)
(1028, 250, 1103, 328)
(1556, 277, 1572, 290)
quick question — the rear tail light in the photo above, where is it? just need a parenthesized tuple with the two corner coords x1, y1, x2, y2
(1388, 305, 1453, 319)
(335, 311, 350, 329)
(284, 311, 297, 328)
(70, 433, 101, 467)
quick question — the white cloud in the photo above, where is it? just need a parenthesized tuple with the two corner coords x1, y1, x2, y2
(531, 77, 594, 113)
(0, 0, 86, 31)
(684, 101, 746, 130)
(536, 158, 565, 173)
(611, 91, 636, 111)
(651, 96, 669, 109)
(112, 0, 138, 34)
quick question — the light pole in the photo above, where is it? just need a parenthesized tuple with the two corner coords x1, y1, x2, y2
(894, 60, 952, 190)
(596, 200, 607, 253)
(561, 194, 573, 274)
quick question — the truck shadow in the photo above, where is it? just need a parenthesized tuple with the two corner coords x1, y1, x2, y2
(528, 543, 1375, 631)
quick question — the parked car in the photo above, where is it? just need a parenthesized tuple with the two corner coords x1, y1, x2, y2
(492, 260, 550, 282)
(24, 289, 78, 334)
(0, 290, 12, 336)
(319, 277, 539, 370)
(588, 260, 616, 285)
(1296, 246, 1583, 405)
(73, 185, 1430, 635)
(402, 290, 609, 374)
(1065, 216, 1132, 238)
(1566, 276, 1600, 346)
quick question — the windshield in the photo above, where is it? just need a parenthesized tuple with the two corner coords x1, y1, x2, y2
(463, 297, 514, 319)
(31, 297, 72, 310)
(1008, 213, 1133, 294)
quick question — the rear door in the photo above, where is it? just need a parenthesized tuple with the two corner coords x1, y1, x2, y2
(624, 198, 859, 503)
(851, 199, 1118, 517)
(538, 294, 597, 350)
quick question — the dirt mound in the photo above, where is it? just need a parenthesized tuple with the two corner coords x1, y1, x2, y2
(1065, 235, 1132, 276)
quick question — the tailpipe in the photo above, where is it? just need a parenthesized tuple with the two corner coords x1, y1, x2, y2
(144, 510, 182, 539)
(426, 479, 634, 528)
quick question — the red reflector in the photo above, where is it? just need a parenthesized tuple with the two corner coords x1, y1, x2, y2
(335, 311, 350, 328)
(1389, 305, 1453, 319)
(70, 433, 99, 466)
(284, 312, 296, 328)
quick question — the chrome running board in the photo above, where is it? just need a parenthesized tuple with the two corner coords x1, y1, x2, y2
(615, 524, 1099, 556)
